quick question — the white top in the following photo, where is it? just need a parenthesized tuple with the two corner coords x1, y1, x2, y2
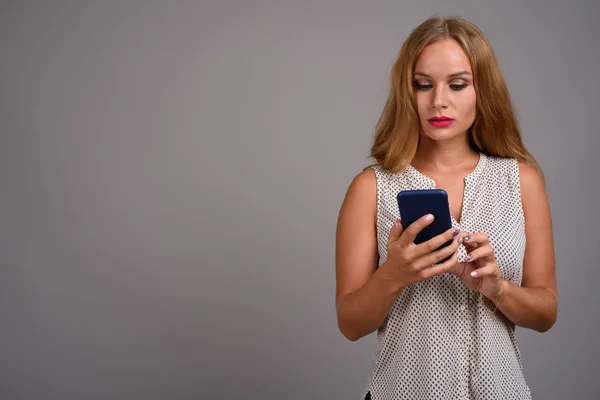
(364, 153, 531, 399)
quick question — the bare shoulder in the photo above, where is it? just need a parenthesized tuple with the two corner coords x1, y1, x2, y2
(517, 160, 550, 213)
(336, 167, 378, 242)
(517, 161, 545, 196)
(517, 160, 556, 293)
(517, 160, 550, 225)
(343, 168, 377, 204)
(335, 167, 379, 302)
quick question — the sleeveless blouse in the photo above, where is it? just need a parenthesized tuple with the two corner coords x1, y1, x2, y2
(363, 153, 531, 399)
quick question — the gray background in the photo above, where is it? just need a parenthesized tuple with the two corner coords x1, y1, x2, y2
(1, 1, 598, 399)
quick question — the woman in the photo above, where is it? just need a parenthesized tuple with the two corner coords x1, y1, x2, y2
(335, 16, 557, 399)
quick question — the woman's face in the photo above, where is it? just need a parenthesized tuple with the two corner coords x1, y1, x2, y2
(412, 39, 476, 142)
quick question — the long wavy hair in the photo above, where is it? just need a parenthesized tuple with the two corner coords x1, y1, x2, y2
(369, 16, 544, 181)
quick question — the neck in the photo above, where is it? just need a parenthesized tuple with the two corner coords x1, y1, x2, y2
(412, 133, 479, 172)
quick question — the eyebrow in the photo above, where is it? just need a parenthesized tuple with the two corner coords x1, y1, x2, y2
(414, 71, 472, 78)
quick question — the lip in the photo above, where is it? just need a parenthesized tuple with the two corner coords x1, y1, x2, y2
(428, 116, 455, 127)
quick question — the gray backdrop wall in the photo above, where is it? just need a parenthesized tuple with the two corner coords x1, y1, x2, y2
(1, 1, 598, 399)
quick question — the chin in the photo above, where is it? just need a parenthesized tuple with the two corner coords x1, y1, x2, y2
(421, 128, 465, 142)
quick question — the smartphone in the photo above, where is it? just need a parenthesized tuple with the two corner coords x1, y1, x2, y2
(396, 189, 454, 261)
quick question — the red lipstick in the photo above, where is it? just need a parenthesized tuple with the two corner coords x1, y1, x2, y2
(428, 116, 455, 127)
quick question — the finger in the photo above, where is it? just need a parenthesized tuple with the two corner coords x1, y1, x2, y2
(463, 244, 495, 263)
(416, 237, 461, 269)
(469, 263, 500, 278)
(452, 261, 468, 278)
(413, 227, 462, 257)
(398, 213, 435, 247)
(461, 232, 489, 249)
(420, 251, 459, 279)
(387, 218, 404, 247)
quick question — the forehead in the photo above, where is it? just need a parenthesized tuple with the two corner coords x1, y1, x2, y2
(414, 39, 472, 75)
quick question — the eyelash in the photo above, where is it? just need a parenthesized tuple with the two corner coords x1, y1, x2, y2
(413, 83, 469, 91)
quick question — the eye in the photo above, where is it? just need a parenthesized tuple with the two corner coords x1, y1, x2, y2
(413, 82, 433, 91)
(450, 83, 469, 91)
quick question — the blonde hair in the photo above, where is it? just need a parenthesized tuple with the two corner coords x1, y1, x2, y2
(369, 16, 544, 181)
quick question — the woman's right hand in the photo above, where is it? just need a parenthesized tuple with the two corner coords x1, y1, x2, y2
(382, 214, 462, 287)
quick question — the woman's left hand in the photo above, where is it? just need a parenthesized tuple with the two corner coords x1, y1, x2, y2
(450, 232, 505, 302)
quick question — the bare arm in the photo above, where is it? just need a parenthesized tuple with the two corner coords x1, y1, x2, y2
(335, 169, 462, 341)
(335, 170, 400, 341)
(491, 162, 558, 332)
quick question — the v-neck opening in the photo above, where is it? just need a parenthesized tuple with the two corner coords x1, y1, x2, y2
(406, 152, 486, 226)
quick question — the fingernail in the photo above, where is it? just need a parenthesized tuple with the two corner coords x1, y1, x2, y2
(452, 229, 460, 237)
(471, 271, 477, 277)
(465, 254, 472, 261)
(395, 218, 401, 229)
(457, 237, 463, 244)
(425, 214, 434, 221)
(464, 236, 470, 242)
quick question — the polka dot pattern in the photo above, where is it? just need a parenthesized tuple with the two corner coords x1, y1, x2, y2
(362, 153, 531, 400)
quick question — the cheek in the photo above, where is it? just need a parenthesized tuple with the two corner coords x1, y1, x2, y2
(414, 93, 429, 118)
(459, 89, 477, 121)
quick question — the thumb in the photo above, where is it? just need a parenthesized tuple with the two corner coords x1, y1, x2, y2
(387, 218, 404, 245)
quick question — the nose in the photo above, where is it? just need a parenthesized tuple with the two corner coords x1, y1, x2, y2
(432, 86, 448, 110)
